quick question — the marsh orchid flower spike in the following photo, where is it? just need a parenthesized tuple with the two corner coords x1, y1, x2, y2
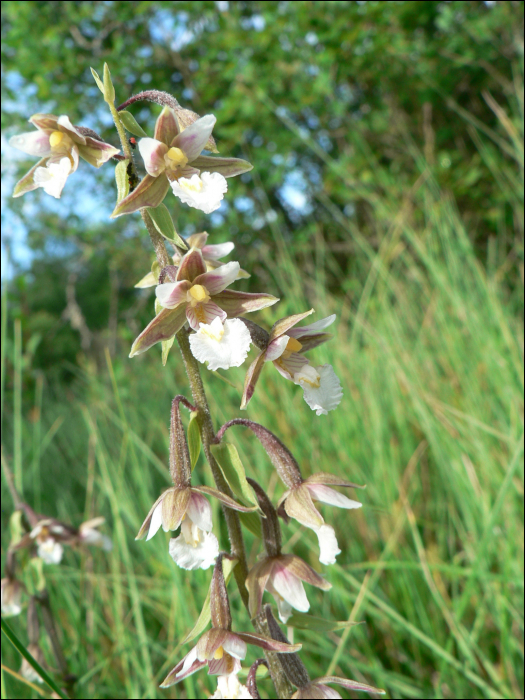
(112, 106, 252, 216)
(136, 397, 254, 570)
(216, 420, 364, 565)
(130, 249, 277, 356)
(161, 555, 301, 687)
(10, 114, 119, 198)
(241, 310, 343, 415)
(245, 478, 331, 622)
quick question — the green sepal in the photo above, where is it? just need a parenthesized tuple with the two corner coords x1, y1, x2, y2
(103, 62, 115, 104)
(182, 557, 238, 644)
(119, 110, 148, 138)
(286, 611, 364, 632)
(239, 511, 263, 539)
(210, 442, 260, 510)
(187, 411, 201, 471)
(147, 203, 187, 249)
(115, 159, 130, 203)
(90, 67, 104, 94)
(155, 298, 175, 365)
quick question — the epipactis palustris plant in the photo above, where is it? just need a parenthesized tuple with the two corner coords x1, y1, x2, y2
(5, 64, 382, 698)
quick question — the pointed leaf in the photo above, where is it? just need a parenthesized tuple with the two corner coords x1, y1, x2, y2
(182, 557, 238, 644)
(147, 203, 187, 249)
(103, 63, 115, 104)
(187, 411, 201, 470)
(210, 442, 260, 510)
(270, 309, 314, 341)
(115, 159, 130, 203)
(90, 67, 104, 94)
(161, 335, 176, 366)
(286, 612, 364, 632)
(111, 174, 170, 217)
(119, 110, 148, 138)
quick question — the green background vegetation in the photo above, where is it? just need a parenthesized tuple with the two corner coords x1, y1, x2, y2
(1, 2, 523, 698)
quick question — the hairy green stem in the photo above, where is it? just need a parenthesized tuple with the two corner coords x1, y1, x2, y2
(141, 227, 291, 697)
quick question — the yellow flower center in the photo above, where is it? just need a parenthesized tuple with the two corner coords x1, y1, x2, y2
(49, 131, 65, 148)
(213, 646, 224, 660)
(166, 147, 189, 169)
(281, 336, 303, 359)
(188, 284, 210, 305)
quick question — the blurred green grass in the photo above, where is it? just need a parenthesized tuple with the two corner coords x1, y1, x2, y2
(2, 75, 524, 700)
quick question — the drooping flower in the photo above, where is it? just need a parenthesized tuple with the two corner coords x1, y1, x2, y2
(189, 317, 252, 371)
(241, 310, 342, 415)
(211, 673, 254, 699)
(111, 107, 252, 217)
(129, 249, 278, 357)
(9, 113, 119, 198)
(137, 396, 255, 570)
(245, 478, 331, 622)
(292, 676, 386, 699)
(20, 643, 46, 683)
(135, 231, 249, 289)
(1, 577, 24, 617)
(160, 556, 301, 688)
(216, 420, 364, 567)
(78, 517, 112, 551)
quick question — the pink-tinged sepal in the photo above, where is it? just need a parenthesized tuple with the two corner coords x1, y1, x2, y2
(176, 249, 207, 281)
(191, 154, 253, 177)
(235, 631, 301, 654)
(129, 304, 187, 356)
(305, 473, 365, 489)
(12, 159, 47, 198)
(293, 676, 386, 698)
(202, 240, 234, 259)
(160, 647, 206, 687)
(240, 352, 266, 409)
(138, 137, 168, 176)
(213, 290, 279, 317)
(77, 138, 120, 167)
(315, 676, 385, 694)
(154, 106, 180, 145)
(111, 173, 170, 217)
(270, 310, 314, 341)
(194, 261, 241, 295)
(155, 280, 191, 308)
(305, 484, 362, 510)
(265, 335, 290, 361)
(281, 555, 331, 591)
(186, 491, 213, 531)
(193, 485, 259, 513)
(172, 114, 217, 161)
(29, 113, 59, 131)
(9, 131, 51, 157)
(288, 314, 336, 338)
(283, 485, 324, 529)
(295, 333, 333, 353)
(246, 559, 274, 618)
(210, 554, 233, 630)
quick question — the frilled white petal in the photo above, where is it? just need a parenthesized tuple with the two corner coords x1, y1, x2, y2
(212, 673, 254, 699)
(138, 137, 168, 177)
(186, 491, 213, 532)
(295, 364, 343, 416)
(9, 130, 51, 157)
(171, 172, 227, 214)
(147, 502, 164, 541)
(306, 484, 362, 510)
(37, 538, 64, 565)
(169, 527, 219, 570)
(33, 158, 71, 198)
(189, 317, 251, 371)
(316, 525, 341, 566)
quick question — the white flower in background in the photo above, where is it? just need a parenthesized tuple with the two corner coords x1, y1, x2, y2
(169, 520, 219, 571)
(33, 157, 71, 198)
(1, 577, 24, 617)
(211, 673, 254, 699)
(170, 171, 228, 214)
(189, 317, 252, 371)
(294, 363, 343, 416)
(79, 517, 112, 551)
(20, 644, 46, 683)
(37, 538, 64, 564)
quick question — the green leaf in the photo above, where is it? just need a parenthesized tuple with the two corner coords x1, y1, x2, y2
(161, 336, 175, 366)
(187, 411, 201, 470)
(119, 110, 148, 138)
(182, 557, 238, 644)
(239, 511, 263, 539)
(1, 618, 69, 699)
(147, 203, 187, 249)
(90, 67, 104, 94)
(103, 62, 115, 104)
(9, 510, 24, 546)
(115, 159, 130, 203)
(23, 556, 46, 595)
(210, 442, 259, 509)
(286, 612, 364, 632)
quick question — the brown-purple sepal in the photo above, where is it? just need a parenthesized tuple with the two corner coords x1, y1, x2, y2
(192, 485, 258, 513)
